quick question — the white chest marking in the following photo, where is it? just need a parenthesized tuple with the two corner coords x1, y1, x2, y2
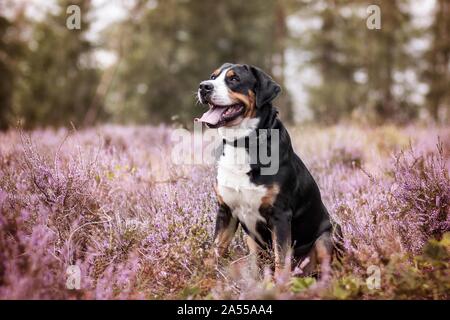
(217, 142, 268, 243)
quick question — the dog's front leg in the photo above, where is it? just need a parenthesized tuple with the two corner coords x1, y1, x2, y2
(213, 203, 238, 258)
(246, 235, 262, 278)
(270, 209, 292, 278)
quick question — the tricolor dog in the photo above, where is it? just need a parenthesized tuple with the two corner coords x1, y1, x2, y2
(196, 63, 340, 277)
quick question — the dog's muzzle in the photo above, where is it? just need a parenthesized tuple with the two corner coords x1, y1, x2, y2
(199, 81, 214, 103)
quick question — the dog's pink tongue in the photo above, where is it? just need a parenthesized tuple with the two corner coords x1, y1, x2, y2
(195, 107, 224, 125)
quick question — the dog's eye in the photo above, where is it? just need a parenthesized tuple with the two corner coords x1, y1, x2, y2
(229, 76, 240, 82)
(210, 74, 217, 80)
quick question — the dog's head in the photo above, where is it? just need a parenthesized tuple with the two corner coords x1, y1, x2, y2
(196, 63, 281, 128)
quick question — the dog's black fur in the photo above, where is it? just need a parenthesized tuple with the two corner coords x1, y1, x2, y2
(198, 63, 340, 276)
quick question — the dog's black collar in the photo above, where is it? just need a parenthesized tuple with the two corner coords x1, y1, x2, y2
(222, 107, 279, 148)
(222, 137, 248, 148)
(222, 129, 271, 149)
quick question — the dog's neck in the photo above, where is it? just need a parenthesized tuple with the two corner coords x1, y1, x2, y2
(217, 117, 260, 142)
(218, 105, 279, 145)
(257, 105, 279, 131)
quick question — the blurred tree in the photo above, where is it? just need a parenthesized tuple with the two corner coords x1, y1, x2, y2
(293, 0, 368, 123)
(2, 0, 444, 127)
(15, 0, 101, 128)
(365, 0, 418, 123)
(293, 0, 417, 123)
(423, 0, 450, 123)
(106, 0, 293, 127)
(0, 10, 25, 130)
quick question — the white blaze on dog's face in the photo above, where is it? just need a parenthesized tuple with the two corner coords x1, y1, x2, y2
(196, 63, 281, 131)
(203, 67, 235, 106)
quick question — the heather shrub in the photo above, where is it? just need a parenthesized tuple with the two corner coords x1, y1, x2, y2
(328, 144, 364, 169)
(0, 190, 68, 299)
(0, 124, 448, 299)
(369, 125, 410, 155)
(389, 142, 450, 253)
(327, 233, 450, 300)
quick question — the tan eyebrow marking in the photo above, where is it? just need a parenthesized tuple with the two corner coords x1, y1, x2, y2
(226, 69, 236, 77)
(211, 68, 221, 77)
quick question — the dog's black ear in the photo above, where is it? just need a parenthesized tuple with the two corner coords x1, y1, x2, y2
(249, 65, 281, 107)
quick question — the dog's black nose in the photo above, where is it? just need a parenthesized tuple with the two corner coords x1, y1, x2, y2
(199, 82, 213, 92)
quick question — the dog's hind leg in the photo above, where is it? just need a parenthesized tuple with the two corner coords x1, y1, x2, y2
(312, 231, 334, 281)
(270, 209, 293, 279)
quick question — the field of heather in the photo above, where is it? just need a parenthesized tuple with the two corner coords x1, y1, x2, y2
(0, 124, 449, 299)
